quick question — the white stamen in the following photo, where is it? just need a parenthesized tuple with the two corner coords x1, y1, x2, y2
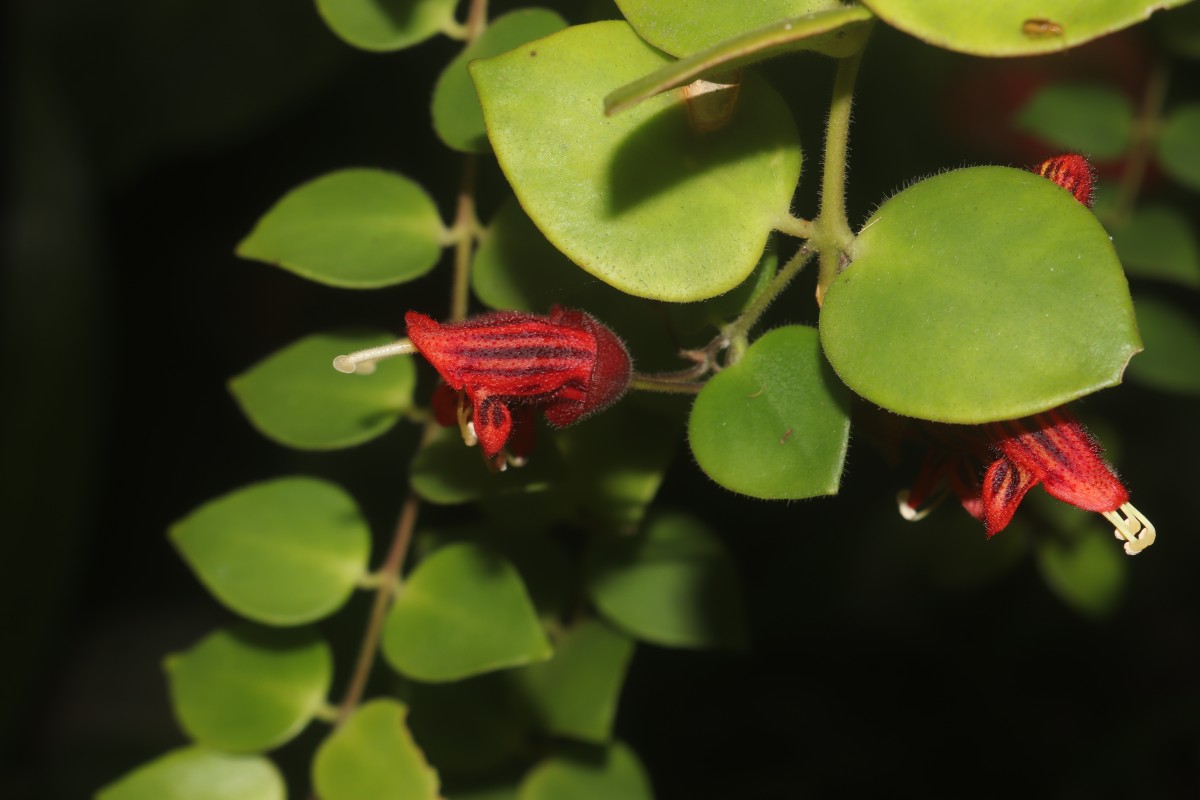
(463, 420, 478, 447)
(332, 339, 416, 374)
(1102, 502, 1156, 555)
(896, 489, 943, 522)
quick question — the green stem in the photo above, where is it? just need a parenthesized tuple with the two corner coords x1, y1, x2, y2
(630, 373, 705, 394)
(1113, 60, 1169, 225)
(722, 245, 814, 351)
(774, 214, 816, 239)
(814, 50, 864, 301)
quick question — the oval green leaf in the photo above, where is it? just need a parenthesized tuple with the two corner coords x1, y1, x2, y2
(312, 699, 440, 800)
(1110, 204, 1200, 289)
(820, 166, 1141, 423)
(1037, 531, 1126, 618)
(170, 477, 371, 625)
(237, 168, 444, 288)
(471, 21, 801, 301)
(229, 332, 416, 450)
(586, 511, 746, 650)
(96, 747, 285, 800)
(689, 325, 851, 499)
(1125, 295, 1200, 395)
(1159, 103, 1200, 191)
(382, 543, 552, 681)
(165, 625, 332, 752)
(433, 8, 567, 153)
(315, 0, 457, 52)
(615, 0, 853, 55)
(1016, 83, 1134, 159)
(518, 742, 653, 800)
(860, 0, 1192, 56)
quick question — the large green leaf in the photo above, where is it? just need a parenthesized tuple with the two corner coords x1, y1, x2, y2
(237, 169, 444, 288)
(616, 0, 852, 55)
(96, 747, 285, 800)
(586, 512, 746, 650)
(165, 625, 332, 752)
(860, 0, 1192, 56)
(689, 325, 851, 500)
(170, 477, 371, 625)
(518, 742, 653, 800)
(1016, 83, 1134, 159)
(315, 0, 457, 52)
(1125, 295, 1200, 395)
(820, 166, 1141, 423)
(1158, 103, 1200, 191)
(382, 543, 552, 681)
(312, 699, 440, 800)
(1109, 204, 1200, 289)
(229, 332, 416, 449)
(471, 21, 801, 302)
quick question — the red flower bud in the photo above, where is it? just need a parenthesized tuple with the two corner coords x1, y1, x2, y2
(1032, 153, 1095, 207)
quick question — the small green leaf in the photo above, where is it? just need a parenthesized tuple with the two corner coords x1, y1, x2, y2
(433, 9, 567, 153)
(96, 747, 285, 800)
(170, 477, 371, 625)
(518, 742, 653, 800)
(1126, 295, 1200, 395)
(237, 168, 444, 288)
(383, 543, 552, 681)
(1037, 531, 1126, 618)
(165, 625, 332, 752)
(229, 332, 416, 450)
(315, 0, 457, 52)
(312, 699, 440, 800)
(406, 672, 532, 772)
(410, 425, 561, 505)
(471, 21, 801, 302)
(1109, 204, 1200, 288)
(821, 166, 1141, 423)
(1158, 103, 1200, 191)
(512, 618, 636, 744)
(689, 325, 850, 500)
(1016, 83, 1134, 159)
(586, 512, 746, 650)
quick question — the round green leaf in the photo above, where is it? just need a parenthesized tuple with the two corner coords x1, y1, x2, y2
(1125, 295, 1200, 395)
(433, 9, 567, 153)
(1037, 531, 1126, 618)
(586, 512, 746, 650)
(471, 21, 801, 302)
(518, 742, 652, 800)
(615, 0, 850, 56)
(860, 0, 1193, 56)
(165, 625, 332, 752)
(96, 747, 285, 800)
(170, 477, 371, 625)
(1016, 83, 1134, 159)
(689, 325, 851, 500)
(1110, 204, 1200, 289)
(312, 699, 440, 800)
(382, 543, 552, 681)
(229, 332, 416, 450)
(1159, 103, 1200, 191)
(237, 168, 444, 288)
(315, 0, 457, 52)
(820, 166, 1141, 423)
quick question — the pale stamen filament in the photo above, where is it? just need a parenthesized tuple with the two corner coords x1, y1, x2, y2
(1102, 502, 1156, 555)
(332, 339, 416, 374)
(896, 488, 945, 522)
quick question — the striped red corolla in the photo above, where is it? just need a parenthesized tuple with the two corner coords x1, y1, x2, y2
(1032, 153, 1095, 207)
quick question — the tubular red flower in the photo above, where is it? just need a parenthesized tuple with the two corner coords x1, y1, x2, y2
(1032, 153, 1095, 207)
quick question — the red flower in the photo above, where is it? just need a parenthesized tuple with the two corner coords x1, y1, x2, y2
(1032, 153, 1096, 207)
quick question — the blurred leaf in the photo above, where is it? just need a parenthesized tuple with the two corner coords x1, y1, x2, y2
(410, 425, 561, 505)
(96, 746, 285, 800)
(315, 0, 457, 52)
(406, 672, 532, 773)
(312, 699, 440, 800)
(821, 167, 1141, 423)
(518, 742, 653, 800)
(1016, 83, 1134, 159)
(382, 543, 552, 681)
(170, 477, 371, 625)
(471, 21, 801, 301)
(1156, 1, 1200, 59)
(229, 332, 416, 449)
(237, 169, 444, 288)
(1158, 103, 1200, 191)
(689, 325, 851, 500)
(1109, 204, 1200, 288)
(165, 625, 332, 752)
(450, 786, 519, 800)
(1036, 529, 1126, 618)
(433, 8, 567, 152)
(1126, 295, 1200, 395)
(586, 512, 747, 650)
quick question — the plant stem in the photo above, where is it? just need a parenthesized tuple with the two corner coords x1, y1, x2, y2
(1114, 60, 1169, 225)
(814, 50, 864, 302)
(721, 244, 814, 356)
(775, 214, 816, 239)
(630, 373, 705, 394)
(450, 154, 478, 322)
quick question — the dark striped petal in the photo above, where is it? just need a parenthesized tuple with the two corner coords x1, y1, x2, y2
(982, 455, 1039, 536)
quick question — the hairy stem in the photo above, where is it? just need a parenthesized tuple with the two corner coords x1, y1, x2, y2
(814, 50, 864, 302)
(1114, 60, 1169, 225)
(630, 372, 706, 394)
(721, 245, 814, 364)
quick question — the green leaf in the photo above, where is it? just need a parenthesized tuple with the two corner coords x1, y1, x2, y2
(405, 672, 532, 773)
(1157, 2, 1200, 59)
(1125, 295, 1200, 395)
(315, 0, 457, 52)
(820, 166, 1141, 423)
(312, 699, 440, 800)
(451, 786, 519, 800)
(1037, 530, 1126, 618)
(471, 21, 801, 302)
(229, 332, 416, 450)
(165, 625, 332, 752)
(518, 742, 653, 800)
(1158, 103, 1200, 191)
(512, 618, 636, 744)
(382, 543, 552, 681)
(689, 325, 851, 500)
(859, 0, 1194, 56)
(96, 747, 285, 800)
(1109, 204, 1200, 288)
(1016, 83, 1134, 159)
(237, 168, 444, 288)
(170, 477, 371, 625)
(433, 9, 567, 153)
(586, 512, 746, 650)
(410, 425, 562, 505)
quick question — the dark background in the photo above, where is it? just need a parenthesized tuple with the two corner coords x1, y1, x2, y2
(4, 1, 1199, 797)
